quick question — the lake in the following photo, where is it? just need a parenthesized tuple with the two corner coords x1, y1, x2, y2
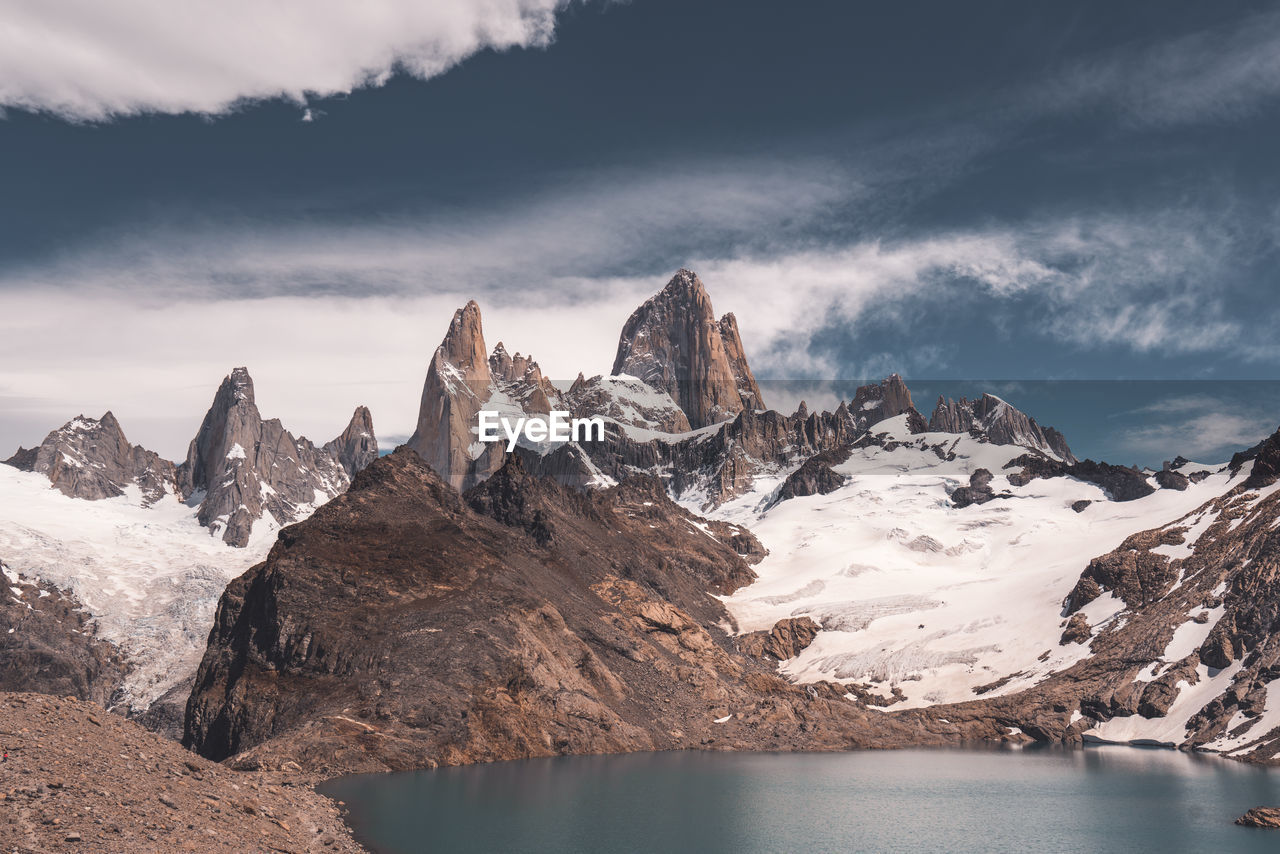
(320, 746, 1280, 853)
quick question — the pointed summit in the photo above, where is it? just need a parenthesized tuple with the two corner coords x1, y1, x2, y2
(225, 366, 255, 404)
(407, 302, 499, 489)
(717, 312, 765, 412)
(611, 269, 766, 429)
(178, 367, 262, 504)
(324, 405, 379, 478)
(439, 301, 491, 392)
(177, 367, 364, 546)
(489, 342, 513, 380)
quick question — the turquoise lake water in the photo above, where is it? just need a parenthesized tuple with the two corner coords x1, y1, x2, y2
(320, 746, 1280, 853)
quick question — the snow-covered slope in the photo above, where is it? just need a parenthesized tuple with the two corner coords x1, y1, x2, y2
(0, 465, 275, 711)
(711, 415, 1236, 709)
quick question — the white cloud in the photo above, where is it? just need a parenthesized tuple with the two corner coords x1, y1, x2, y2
(0, 0, 576, 120)
(1119, 395, 1227, 417)
(8, 157, 857, 300)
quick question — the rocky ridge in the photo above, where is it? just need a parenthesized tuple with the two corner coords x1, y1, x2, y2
(179, 424, 1280, 783)
(3, 368, 379, 549)
(910, 426, 1280, 760)
(405, 270, 1092, 511)
(930, 393, 1077, 463)
(182, 449, 943, 775)
(3, 413, 177, 505)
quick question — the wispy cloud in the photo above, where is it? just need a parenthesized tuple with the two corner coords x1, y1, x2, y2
(666, 211, 1248, 376)
(4, 157, 860, 301)
(1033, 8, 1280, 126)
(0, 168, 1259, 393)
(1120, 411, 1275, 461)
(0, 0, 580, 120)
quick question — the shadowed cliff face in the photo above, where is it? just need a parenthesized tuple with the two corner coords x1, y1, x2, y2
(183, 450, 943, 775)
(0, 561, 127, 706)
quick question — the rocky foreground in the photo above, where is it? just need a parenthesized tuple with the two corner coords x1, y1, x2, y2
(0, 693, 364, 854)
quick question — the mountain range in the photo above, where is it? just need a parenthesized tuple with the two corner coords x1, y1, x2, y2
(3, 268, 1280, 776)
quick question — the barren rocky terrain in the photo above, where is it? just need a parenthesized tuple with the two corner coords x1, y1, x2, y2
(0, 693, 363, 854)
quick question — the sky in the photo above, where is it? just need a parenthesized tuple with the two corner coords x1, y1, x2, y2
(2, 0, 1279, 464)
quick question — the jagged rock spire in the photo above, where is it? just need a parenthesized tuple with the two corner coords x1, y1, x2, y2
(178, 367, 259, 500)
(407, 302, 500, 490)
(611, 269, 765, 429)
(324, 406, 379, 478)
(847, 374, 922, 431)
(177, 367, 371, 547)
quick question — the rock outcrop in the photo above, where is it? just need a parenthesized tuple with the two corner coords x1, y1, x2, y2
(851, 374, 924, 432)
(1154, 465, 1190, 491)
(1243, 426, 1280, 489)
(177, 367, 378, 547)
(183, 450, 936, 775)
(1237, 807, 1280, 828)
(738, 617, 821, 662)
(768, 448, 851, 507)
(3, 412, 177, 505)
(1059, 613, 1092, 646)
(1004, 453, 1155, 501)
(2, 445, 37, 470)
(951, 468, 998, 508)
(611, 269, 765, 429)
